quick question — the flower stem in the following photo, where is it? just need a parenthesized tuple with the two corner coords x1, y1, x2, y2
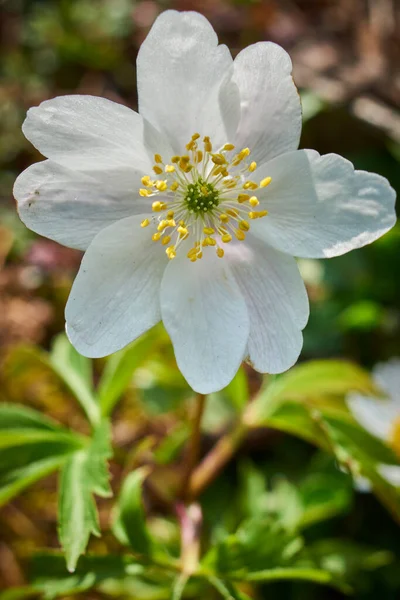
(181, 393, 207, 502)
(188, 420, 248, 499)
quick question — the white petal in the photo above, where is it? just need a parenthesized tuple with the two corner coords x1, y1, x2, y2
(227, 236, 309, 374)
(373, 358, 400, 404)
(347, 393, 397, 440)
(137, 10, 238, 153)
(14, 160, 152, 250)
(232, 42, 302, 164)
(378, 464, 400, 487)
(160, 250, 249, 394)
(66, 215, 168, 357)
(251, 150, 396, 258)
(22, 95, 152, 173)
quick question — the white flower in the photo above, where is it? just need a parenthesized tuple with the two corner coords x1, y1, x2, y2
(347, 359, 400, 488)
(13, 11, 396, 394)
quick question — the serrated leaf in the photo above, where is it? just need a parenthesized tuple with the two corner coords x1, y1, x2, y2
(58, 421, 112, 571)
(50, 334, 99, 425)
(98, 329, 160, 417)
(0, 403, 84, 507)
(28, 553, 144, 599)
(112, 467, 152, 555)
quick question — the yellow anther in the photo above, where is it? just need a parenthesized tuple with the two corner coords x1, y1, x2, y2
(179, 220, 186, 227)
(156, 180, 168, 192)
(216, 247, 224, 258)
(162, 235, 171, 246)
(223, 179, 237, 189)
(249, 196, 259, 207)
(170, 182, 179, 191)
(141, 175, 153, 186)
(152, 201, 163, 212)
(153, 165, 163, 175)
(238, 193, 250, 203)
(203, 136, 212, 152)
(187, 247, 199, 258)
(192, 133, 200, 141)
(167, 219, 176, 227)
(157, 220, 168, 231)
(243, 181, 258, 190)
(236, 229, 246, 241)
(165, 164, 175, 173)
(260, 176, 272, 188)
(212, 166, 223, 176)
(248, 210, 268, 219)
(152, 232, 161, 241)
(196, 150, 203, 163)
(200, 186, 209, 196)
(222, 143, 235, 151)
(139, 189, 151, 197)
(182, 163, 193, 173)
(190, 257, 197, 262)
(171, 155, 180, 163)
(239, 147, 251, 158)
(166, 246, 176, 260)
(167, 210, 174, 219)
(178, 226, 188, 237)
(154, 154, 163, 164)
(180, 155, 190, 163)
(141, 218, 150, 228)
(211, 153, 227, 165)
(239, 220, 250, 232)
(197, 251, 203, 259)
(186, 140, 196, 151)
(205, 236, 216, 246)
(219, 213, 229, 222)
(221, 233, 232, 243)
(203, 227, 215, 235)
(221, 168, 229, 177)
(249, 161, 257, 172)
(227, 208, 239, 217)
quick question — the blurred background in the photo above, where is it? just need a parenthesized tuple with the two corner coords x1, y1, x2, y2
(0, 0, 400, 598)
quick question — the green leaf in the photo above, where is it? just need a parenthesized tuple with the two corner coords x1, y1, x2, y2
(112, 467, 152, 555)
(0, 403, 84, 507)
(171, 574, 189, 600)
(298, 471, 352, 528)
(249, 360, 378, 426)
(50, 334, 99, 425)
(239, 566, 350, 592)
(58, 421, 112, 571)
(28, 553, 144, 599)
(207, 576, 251, 600)
(98, 329, 160, 417)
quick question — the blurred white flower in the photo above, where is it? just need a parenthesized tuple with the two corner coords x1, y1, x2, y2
(14, 11, 397, 393)
(347, 358, 400, 488)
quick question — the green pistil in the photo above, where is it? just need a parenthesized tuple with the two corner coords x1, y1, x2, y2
(184, 178, 219, 214)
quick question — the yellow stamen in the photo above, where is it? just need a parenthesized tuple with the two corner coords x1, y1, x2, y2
(141, 218, 150, 228)
(238, 193, 250, 203)
(154, 154, 163, 164)
(222, 143, 235, 151)
(211, 153, 227, 165)
(249, 196, 259, 207)
(171, 155, 180, 163)
(260, 176, 272, 188)
(166, 246, 176, 260)
(153, 165, 163, 175)
(227, 209, 239, 217)
(204, 136, 212, 152)
(248, 210, 268, 219)
(249, 161, 257, 172)
(152, 232, 161, 241)
(192, 133, 200, 141)
(152, 201, 164, 212)
(167, 210, 174, 219)
(203, 227, 215, 235)
(243, 181, 258, 190)
(221, 234, 232, 243)
(170, 182, 179, 191)
(162, 235, 171, 246)
(196, 150, 203, 163)
(236, 229, 246, 241)
(141, 175, 152, 186)
(216, 247, 224, 258)
(219, 213, 229, 222)
(156, 180, 168, 192)
(165, 164, 175, 173)
(239, 220, 250, 232)
(139, 189, 151, 197)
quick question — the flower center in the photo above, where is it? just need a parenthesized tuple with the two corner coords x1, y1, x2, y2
(138, 134, 272, 261)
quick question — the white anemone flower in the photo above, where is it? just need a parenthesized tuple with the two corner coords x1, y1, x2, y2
(347, 359, 400, 488)
(14, 11, 396, 394)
